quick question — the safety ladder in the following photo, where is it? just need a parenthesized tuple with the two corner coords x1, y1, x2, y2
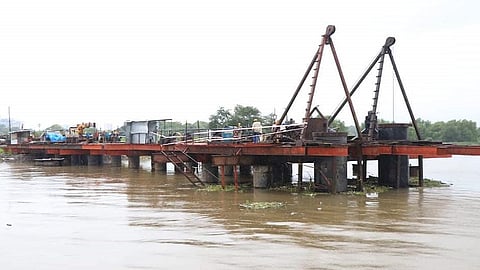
(160, 150, 205, 187)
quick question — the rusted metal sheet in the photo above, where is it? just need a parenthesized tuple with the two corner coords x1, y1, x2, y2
(351, 144, 448, 158)
(241, 146, 306, 156)
(5, 142, 480, 165)
(306, 146, 348, 156)
(392, 145, 439, 156)
(46, 149, 60, 155)
(354, 145, 392, 156)
(211, 155, 254, 165)
(438, 145, 480, 156)
(58, 149, 89, 155)
(152, 153, 189, 163)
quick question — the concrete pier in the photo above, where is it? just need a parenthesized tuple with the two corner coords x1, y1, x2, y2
(128, 156, 140, 169)
(223, 165, 234, 176)
(312, 132, 348, 193)
(314, 156, 347, 192)
(110, 156, 122, 167)
(87, 155, 102, 166)
(271, 162, 292, 187)
(239, 165, 252, 176)
(202, 163, 219, 183)
(253, 165, 271, 188)
(153, 162, 167, 172)
(378, 124, 410, 188)
(70, 155, 80, 166)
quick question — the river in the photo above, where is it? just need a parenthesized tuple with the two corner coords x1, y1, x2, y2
(1, 156, 479, 269)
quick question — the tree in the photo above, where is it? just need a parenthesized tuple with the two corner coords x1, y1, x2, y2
(209, 105, 265, 129)
(408, 118, 479, 143)
(329, 119, 348, 133)
(230, 105, 262, 127)
(208, 107, 232, 129)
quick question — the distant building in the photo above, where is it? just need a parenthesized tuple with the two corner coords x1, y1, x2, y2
(9, 130, 32, 145)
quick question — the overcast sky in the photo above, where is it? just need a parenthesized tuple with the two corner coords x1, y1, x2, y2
(0, 0, 479, 130)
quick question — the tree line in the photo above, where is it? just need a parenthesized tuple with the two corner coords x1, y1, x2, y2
(206, 106, 480, 143)
(2, 107, 479, 144)
(407, 118, 478, 143)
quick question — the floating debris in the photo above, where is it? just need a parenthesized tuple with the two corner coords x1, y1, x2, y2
(239, 201, 286, 210)
(197, 184, 239, 192)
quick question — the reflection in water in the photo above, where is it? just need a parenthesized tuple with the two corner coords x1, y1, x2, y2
(1, 157, 480, 269)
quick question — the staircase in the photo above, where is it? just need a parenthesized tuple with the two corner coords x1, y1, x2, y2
(159, 150, 205, 187)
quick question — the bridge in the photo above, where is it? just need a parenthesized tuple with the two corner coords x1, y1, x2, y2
(4, 25, 480, 193)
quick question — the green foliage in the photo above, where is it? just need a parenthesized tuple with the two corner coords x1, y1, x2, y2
(239, 201, 286, 209)
(208, 107, 233, 129)
(230, 105, 262, 128)
(197, 184, 239, 192)
(408, 118, 479, 143)
(209, 105, 271, 128)
(329, 119, 348, 133)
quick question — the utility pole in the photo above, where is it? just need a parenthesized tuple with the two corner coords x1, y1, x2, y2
(8, 106, 12, 143)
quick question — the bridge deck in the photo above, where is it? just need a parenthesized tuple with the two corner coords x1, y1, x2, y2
(6, 142, 480, 162)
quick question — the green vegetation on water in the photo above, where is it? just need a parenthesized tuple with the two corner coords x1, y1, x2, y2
(409, 177, 451, 188)
(197, 184, 245, 192)
(239, 201, 286, 210)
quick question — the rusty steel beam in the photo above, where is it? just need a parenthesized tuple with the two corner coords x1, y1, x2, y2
(241, 146, 307, 156)
(329, 38, 363, 140)
(351, 144, 448, 158)
(211, 155, 254, 166)
(438, 145, 480, 156)
(278, 50, 319, 125)
(57, 149, 89, 155)
(152, 153, 189, 163)
(306, 146, 348, 157)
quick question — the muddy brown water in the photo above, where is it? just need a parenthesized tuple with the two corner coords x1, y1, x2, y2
(1, 156, 480, 269)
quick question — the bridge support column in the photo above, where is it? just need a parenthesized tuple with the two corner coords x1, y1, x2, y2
(379, 155, 409, 188)
(70, 155, 80, 166)
(378, 124, 410, 188)
(239, 165, 251, 176)
(202, 163, 219, 183)
(152, 162, 167, 172)
(87, 155, 102, 166)
(110, 156, 122, 167)
(297, 163, 303, 187)
(271, 162, 292, 187)
(253, 165, 271, 188)
(128, 156, 140, 169)
(224, 165, 234, 176)
(314, 156, 347, 193)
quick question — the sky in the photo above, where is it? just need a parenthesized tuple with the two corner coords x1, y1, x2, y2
(0, 0, 479, 130)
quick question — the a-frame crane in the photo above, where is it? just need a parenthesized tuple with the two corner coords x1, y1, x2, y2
(277, 25, 362, 143)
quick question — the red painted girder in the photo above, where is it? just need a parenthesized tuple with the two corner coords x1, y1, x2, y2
(211, 155, 255, 166)
(438, 145, 480, 156)
(392, 145, 440, 156)
(168, 143, 346, 157)
(306, 146, 348, 156)
(241, 146, 306, 156)
(151, 153, 189, 163)
(351, 145, 442, 157)
(89, 150, 151, 156)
